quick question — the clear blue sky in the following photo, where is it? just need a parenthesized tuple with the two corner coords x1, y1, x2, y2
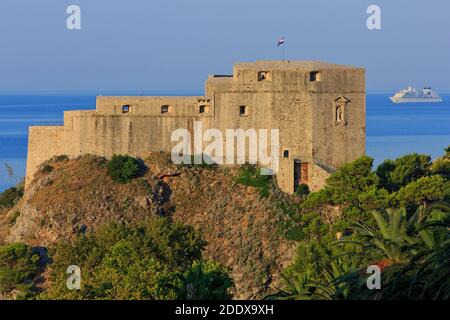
(0, 0, 449, 92)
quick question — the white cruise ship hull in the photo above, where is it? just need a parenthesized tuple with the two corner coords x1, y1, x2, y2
(390, 97, 443, 103)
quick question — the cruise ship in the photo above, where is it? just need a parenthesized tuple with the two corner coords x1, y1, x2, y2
(390, 86, 443, 103)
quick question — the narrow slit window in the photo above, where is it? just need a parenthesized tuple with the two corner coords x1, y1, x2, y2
(239, 105, 248, 116)
(283, 150, 290, 158)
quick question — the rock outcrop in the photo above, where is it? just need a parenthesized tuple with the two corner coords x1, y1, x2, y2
(1, 153, 297, 299)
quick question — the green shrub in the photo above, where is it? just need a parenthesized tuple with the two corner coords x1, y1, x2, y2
(234, 164, 273, 198)
(177, 260, 234, 300)
(295, 184, 310, 197)
(0, 243, 40, 298)
(0, 185, 24, 209)
(40, 164, 53, 174)
(107, 155, 140, 184)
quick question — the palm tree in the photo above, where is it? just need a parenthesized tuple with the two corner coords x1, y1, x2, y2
(337, 203, 450, 299)
(265, 258, 357, 300)
(339, 208, 417, 265)
(269, 201, 450, 300)
(264, 266, 315, 300)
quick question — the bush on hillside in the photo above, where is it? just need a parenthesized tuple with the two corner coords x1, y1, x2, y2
(234, 164, 273, 198)
(0, 243, 40, 299)
(39, 164, 53, 174)
(0, 184, 24, 210)
(295, 184, 310, 197)
(177, 260, 234, 300)
(107, 155, 140, 184)
(43, 218, 233, 300)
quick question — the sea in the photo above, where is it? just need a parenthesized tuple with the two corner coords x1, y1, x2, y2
(0, 92, 449, 192)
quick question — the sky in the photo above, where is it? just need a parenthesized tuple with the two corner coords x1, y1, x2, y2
(0, 0, 449, 92)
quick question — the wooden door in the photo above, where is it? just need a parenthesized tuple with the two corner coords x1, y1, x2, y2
(294, 161, 309, 191)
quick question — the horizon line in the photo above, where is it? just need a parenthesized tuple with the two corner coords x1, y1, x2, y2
(2, 89, 450, 95)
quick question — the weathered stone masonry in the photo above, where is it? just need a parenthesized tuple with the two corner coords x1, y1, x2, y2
(26, 60, 366, 193)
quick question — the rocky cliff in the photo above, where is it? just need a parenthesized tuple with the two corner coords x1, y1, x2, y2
(1, 153, 297, 299)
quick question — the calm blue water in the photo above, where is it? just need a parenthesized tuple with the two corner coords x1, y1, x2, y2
(0, 94, 96, 192)
(0, 93, 449, 192)
(366, 93, 450, 167)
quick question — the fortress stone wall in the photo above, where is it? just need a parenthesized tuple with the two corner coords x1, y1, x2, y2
(26, 61, 366, 193)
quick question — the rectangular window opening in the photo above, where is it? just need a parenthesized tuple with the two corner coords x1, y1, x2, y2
(199, 105, 208, 114)
(161, 105, 172, 114)
(239, 105, 248, 116)
(309, 71, 321, 82)
(258, 71, 271, 81)
(122, 105, 131, 113)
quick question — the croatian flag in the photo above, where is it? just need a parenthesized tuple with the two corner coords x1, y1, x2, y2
(276, 37, 285, 47)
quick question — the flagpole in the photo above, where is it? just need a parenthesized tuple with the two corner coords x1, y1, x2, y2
(277, 36, 286, 61)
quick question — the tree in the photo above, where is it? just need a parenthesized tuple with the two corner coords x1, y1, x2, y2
(86, 240, 180, 299)
(431, 145, 450, 176)
(324, 204, 449, 299)
(301, 156, 390, 219)
(278, 149, 450, 301)
(348, 208, 416, 265)
(325, 156, 378, 207)
(445, 145, 450, 160)
(431, 158, 450, 176)
(43, 218, 234, 300)
(396, 175, 445, 208)
(376, 153, 432, 192)
(352, 205, 450, 300)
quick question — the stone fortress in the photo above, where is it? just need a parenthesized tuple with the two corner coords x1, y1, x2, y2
(26, 60, 366, 193)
